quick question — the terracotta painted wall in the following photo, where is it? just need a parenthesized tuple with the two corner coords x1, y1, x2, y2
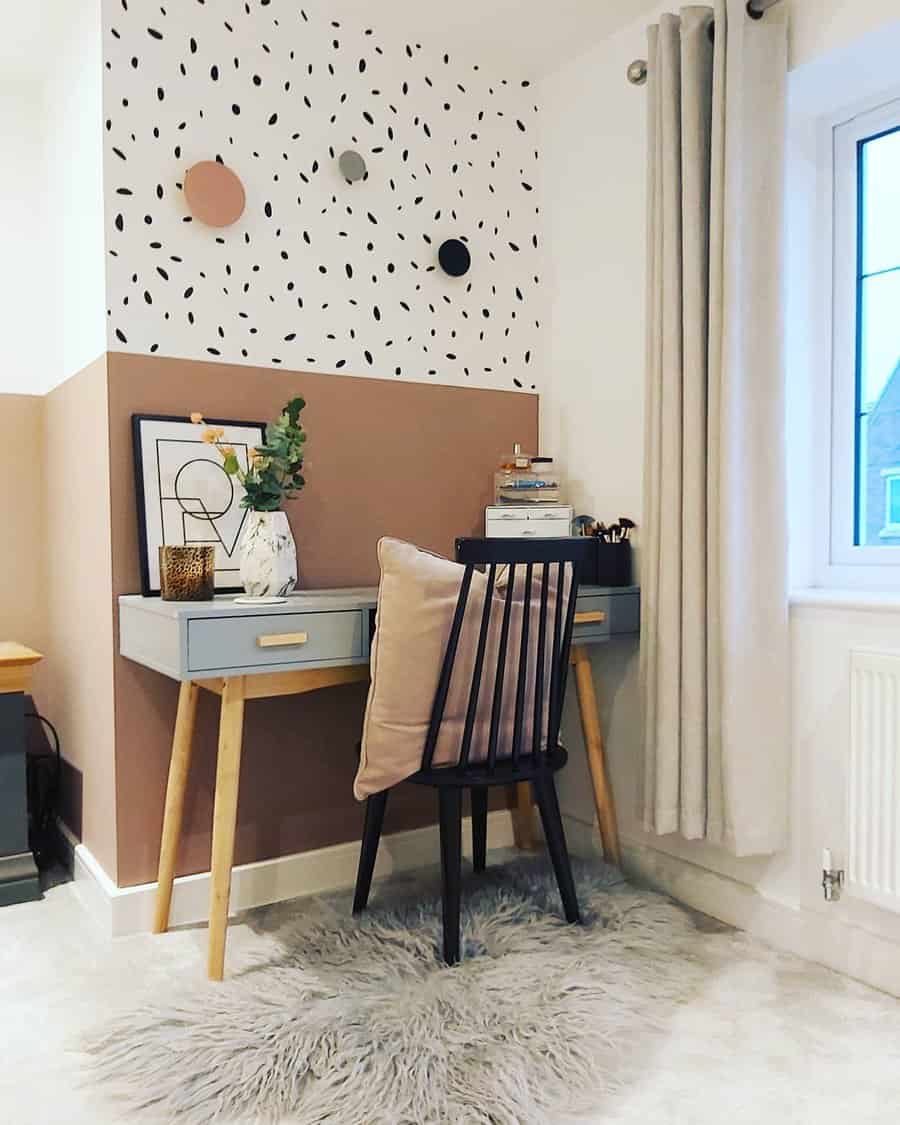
(42, 356, 118, 878)
(107, 352, 537, 886)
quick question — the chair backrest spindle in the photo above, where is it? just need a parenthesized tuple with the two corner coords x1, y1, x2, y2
(486, 564, 516, 771)
(421, 563, 474, 772)
(458, 563, 497, 769)
(548, 558, 581, 753)
(546, 561, 567, 750)
(511, 562, 534, 763)
(532, 563, 550, 757)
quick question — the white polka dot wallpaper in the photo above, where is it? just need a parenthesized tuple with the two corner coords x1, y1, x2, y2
(103, 0, 544, 390)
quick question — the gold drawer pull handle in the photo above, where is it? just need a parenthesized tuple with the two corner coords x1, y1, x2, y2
(574, 611, 606, 625)
(257, 632, 309, 648)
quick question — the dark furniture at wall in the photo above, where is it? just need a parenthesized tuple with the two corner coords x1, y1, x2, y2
(0, 644, 42, 907)
(353, 537, 593, 964)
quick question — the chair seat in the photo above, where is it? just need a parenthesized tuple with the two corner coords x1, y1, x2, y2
(408, 745, 568, 788)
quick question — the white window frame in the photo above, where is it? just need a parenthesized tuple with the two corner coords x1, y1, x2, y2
(880, 468, 900, 539)
(829, 97, 900, 578)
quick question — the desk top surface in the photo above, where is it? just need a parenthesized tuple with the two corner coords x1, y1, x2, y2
(120, 587, 379, 619)
(119, 585, 640, 619)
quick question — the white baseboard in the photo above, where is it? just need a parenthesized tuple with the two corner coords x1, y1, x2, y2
(66, 805, 900, 996)
(560, 814, 900, 999)
(64, 810, 516, 938)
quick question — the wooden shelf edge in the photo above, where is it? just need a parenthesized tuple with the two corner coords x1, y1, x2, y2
(0, 643, 43, 668)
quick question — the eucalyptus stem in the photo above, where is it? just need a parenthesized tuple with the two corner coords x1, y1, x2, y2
(192, 396, 307, 513)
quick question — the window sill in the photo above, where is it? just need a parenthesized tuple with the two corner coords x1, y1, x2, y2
(790, 588, 900, 614)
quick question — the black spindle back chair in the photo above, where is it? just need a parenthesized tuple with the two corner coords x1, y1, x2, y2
(353, 537, 593, 964)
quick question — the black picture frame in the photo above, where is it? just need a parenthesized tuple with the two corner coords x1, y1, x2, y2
(132, 413, 268, 596)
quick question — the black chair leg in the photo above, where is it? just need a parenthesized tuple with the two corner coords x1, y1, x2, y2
(471, 787, 488, 873)
(353, 790, 388, 914)
(533, 774, 581, 924)
(438, 788, 463, 964)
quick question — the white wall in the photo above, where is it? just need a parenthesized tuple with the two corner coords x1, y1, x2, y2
(101, 0, 543, 392)
(539, 0, 900, 995)
(0, 0, 105, 396)
(789, 0, 900, 69)
(0, 83, 53, 395)
(45, 0, 105, 386)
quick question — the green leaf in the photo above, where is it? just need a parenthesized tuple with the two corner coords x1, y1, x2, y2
(237, 396, 310, 507)
(223, 454, 240, 475)
(286, 396, 306, 423)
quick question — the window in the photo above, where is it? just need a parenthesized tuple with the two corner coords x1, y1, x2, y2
(831, 99, 900, 573)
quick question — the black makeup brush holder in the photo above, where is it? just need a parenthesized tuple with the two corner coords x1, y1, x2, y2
(583, 540, 632, 587)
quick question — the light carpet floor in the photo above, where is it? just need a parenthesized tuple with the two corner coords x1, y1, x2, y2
(1, 855, 899, 1125)
(85, 859, 715, 1124)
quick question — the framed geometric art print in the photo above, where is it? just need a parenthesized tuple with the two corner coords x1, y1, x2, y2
(132, 414, 267, 596)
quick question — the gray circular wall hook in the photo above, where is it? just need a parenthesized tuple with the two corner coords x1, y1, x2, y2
(338, 149, 367, 183)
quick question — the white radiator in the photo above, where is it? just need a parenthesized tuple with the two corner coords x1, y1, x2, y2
(849, 650, 900, 913)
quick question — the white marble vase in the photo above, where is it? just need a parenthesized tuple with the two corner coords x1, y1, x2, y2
(238, 511, 298, 598)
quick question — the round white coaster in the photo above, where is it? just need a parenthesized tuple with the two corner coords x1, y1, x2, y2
(233, 595, 289, 605)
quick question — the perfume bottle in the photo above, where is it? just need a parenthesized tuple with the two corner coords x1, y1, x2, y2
(494, 446, 563, 504)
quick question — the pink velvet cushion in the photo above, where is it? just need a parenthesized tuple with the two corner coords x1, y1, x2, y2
(354, 538, 562, 800)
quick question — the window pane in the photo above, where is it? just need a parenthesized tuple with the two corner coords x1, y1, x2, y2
(861, 126, 900, 277)
(860, 271, 900, 406)
(856, 271, 900, 546)
(889, 479, 900, 526)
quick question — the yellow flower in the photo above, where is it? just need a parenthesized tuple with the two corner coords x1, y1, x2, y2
(190, 412, 204, 424)
(201, 427, 221, 444)
(219, 445, 235, 458)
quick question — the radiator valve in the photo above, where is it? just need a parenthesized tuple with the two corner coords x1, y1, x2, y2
(822, 848, 845, 902)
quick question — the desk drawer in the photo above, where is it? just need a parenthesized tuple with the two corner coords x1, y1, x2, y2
(573, 596, 612, 642)
(187, 611, 364, 673)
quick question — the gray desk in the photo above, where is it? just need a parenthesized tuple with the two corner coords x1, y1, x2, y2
(119, 584, 639, 979)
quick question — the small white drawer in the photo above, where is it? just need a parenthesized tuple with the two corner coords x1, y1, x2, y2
(486, 506, 573, 538)
(486, 518, 570, 538)
(187, 611, 364, 673)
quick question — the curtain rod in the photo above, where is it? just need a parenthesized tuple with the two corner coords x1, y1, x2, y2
(626, 0, 783, 85)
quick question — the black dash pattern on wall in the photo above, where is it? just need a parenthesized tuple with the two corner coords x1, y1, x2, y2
(104, 1, 541, 391)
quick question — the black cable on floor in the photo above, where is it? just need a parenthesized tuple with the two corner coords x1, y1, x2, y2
(25, 710, 62, 870)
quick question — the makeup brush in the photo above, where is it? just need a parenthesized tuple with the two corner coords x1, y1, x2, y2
(573, 514, 595, 537)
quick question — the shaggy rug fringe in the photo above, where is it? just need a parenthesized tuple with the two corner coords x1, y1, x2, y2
(84, 859, 709, 1124)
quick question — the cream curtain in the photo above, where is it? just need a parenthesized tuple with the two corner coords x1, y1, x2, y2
(640, 0, 789, 856)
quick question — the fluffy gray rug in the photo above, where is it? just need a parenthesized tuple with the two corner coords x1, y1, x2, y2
(86, 859, 709, 1124)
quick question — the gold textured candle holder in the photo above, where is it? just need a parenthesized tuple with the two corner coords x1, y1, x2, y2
(159, 545, 216, 601)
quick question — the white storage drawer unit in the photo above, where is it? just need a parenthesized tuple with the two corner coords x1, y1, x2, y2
(485, 505, 573, 538)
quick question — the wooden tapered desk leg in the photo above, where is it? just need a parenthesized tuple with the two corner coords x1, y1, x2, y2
(207, 676, 246, 982)
(571, 645, 621, 865)
(153, 680, 200, 934)
(512, 781, 538, 851)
